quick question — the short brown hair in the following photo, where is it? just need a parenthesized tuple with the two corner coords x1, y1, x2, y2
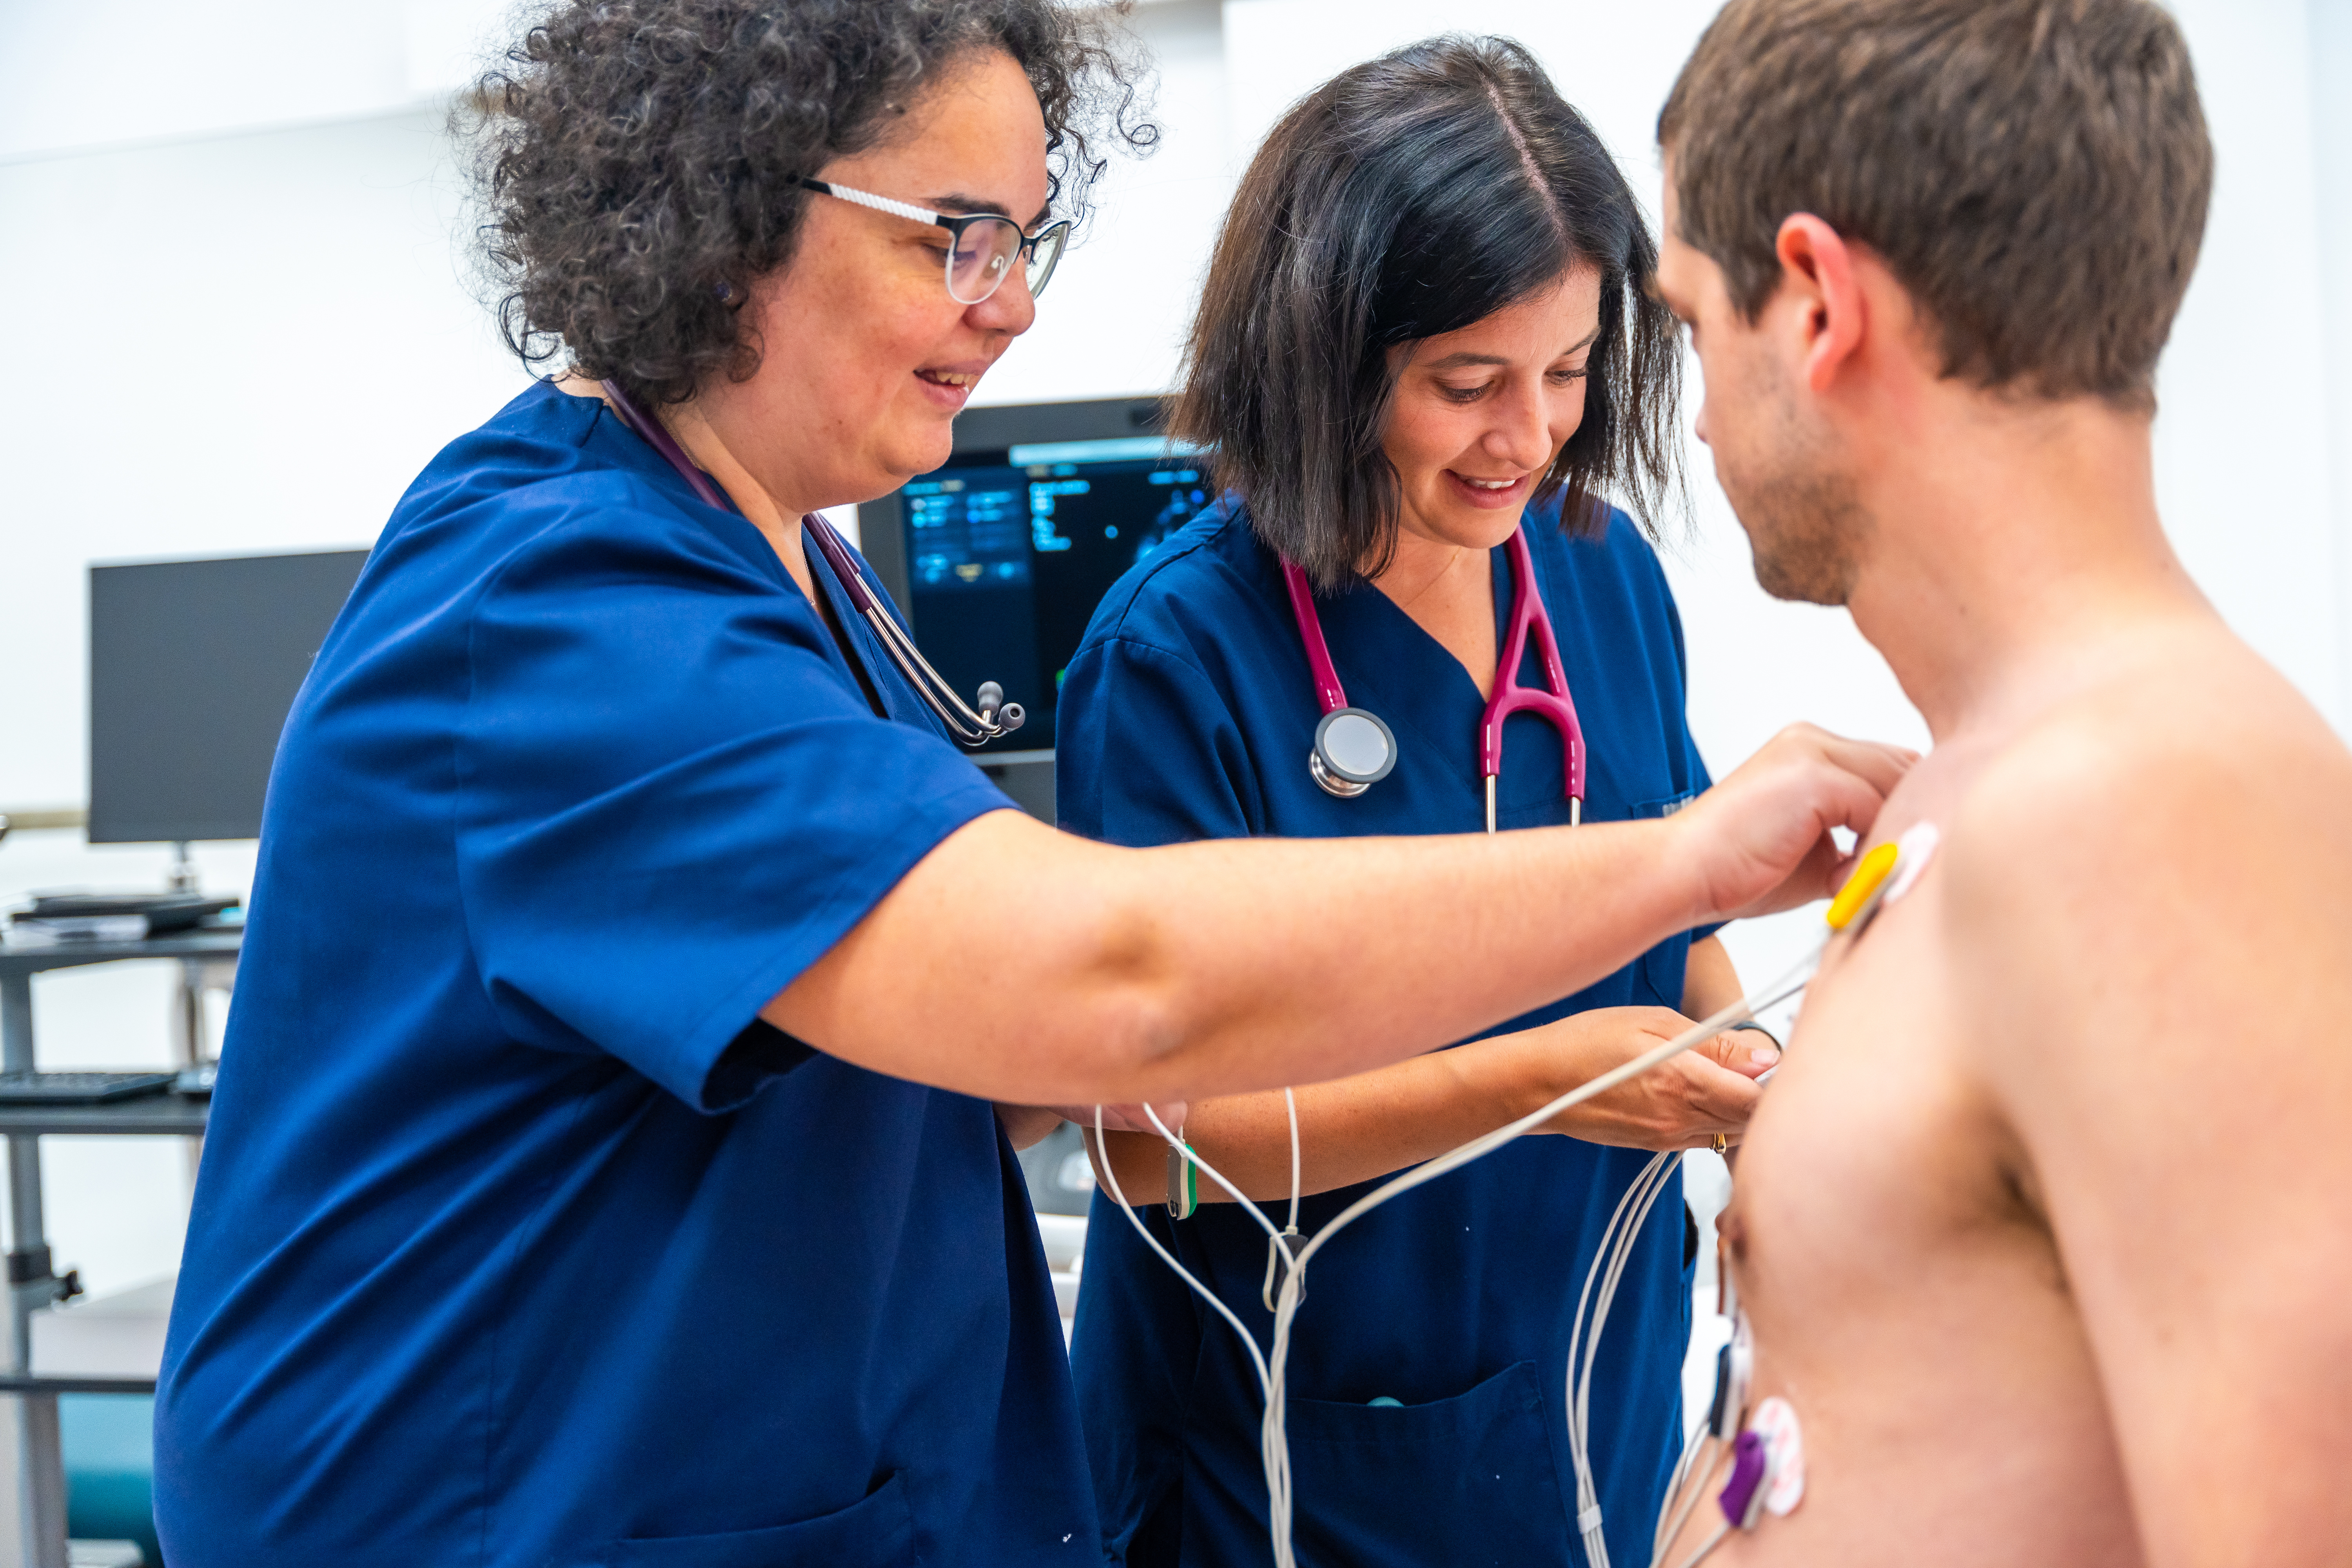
(1658, 0, 2211, 412)
(1180, 36, 1684, 590)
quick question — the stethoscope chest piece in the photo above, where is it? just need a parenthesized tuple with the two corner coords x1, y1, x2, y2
(1279, 527, 1584, 816)
(1309, 707, 1397, 798)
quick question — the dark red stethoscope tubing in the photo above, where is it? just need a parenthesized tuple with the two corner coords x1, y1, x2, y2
(1280, 557, 1352, 714)
(1283, 524, 1587, 808)
(1484, 526, 1586, 805)
(597, 378, 875, 613)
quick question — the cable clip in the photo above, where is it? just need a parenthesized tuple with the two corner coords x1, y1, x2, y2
(1261, 1227, 1302, 1311)
(1165, 1138, 1198, 1220)
(1717, 1429, 1771, 1529)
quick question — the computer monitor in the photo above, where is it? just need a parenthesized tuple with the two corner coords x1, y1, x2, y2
(857, 396, 1212, 777)
(88, 548, 369, 844)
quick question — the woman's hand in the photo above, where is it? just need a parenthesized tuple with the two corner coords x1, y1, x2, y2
(1503, 1006, 1778, 1151)
(1679, 724, 1918, 921)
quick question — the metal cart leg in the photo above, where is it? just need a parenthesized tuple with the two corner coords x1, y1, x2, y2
(1, 974, 69, 1568)
(15, 1394, 65, 1568)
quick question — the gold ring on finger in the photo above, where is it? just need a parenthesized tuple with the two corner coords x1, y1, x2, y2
(1711, 1134, 1728, 1155)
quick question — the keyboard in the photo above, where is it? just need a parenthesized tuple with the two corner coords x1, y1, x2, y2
(0, 1071, 178, 1105)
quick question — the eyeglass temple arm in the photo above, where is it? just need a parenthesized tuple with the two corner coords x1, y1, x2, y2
(796, 178, 946, 229)
(800, 177, 1059, 247)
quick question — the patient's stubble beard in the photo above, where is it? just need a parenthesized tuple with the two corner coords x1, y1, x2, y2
(1717, 372, 1873, 607)
(1743, 466, 1869, 606)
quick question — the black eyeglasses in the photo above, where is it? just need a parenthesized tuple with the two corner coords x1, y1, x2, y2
(797, 178, 1071, 305)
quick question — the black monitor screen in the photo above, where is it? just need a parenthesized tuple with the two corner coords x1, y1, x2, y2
(864, 414, 1212, 750)
(88, 549, 368, 843)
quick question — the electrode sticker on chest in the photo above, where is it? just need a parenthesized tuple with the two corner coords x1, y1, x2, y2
(1882, 820, 1942, 905)
(1752, 1395, 1806, 1516)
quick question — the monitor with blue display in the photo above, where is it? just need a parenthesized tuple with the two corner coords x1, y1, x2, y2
(856, 396, 1210, 761)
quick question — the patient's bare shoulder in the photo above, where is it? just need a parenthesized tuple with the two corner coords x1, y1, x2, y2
(1918, 624, 2352, 1201)
(1918, 630, 2352, 1561)
(1941, 628, 2350, 1012)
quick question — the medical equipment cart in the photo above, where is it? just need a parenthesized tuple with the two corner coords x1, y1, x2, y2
(0, 927, 235, 1568)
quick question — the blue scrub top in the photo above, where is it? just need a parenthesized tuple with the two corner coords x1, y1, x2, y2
(1058, 497, 1713, 1568)
(155, 382, 1096, 1568)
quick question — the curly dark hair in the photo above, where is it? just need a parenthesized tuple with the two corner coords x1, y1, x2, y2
(466, 0, 1156, 406)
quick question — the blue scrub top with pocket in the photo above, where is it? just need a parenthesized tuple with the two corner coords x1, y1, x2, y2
(1058, 496, 1713, 1568)
(154, 381, 1094, 1568)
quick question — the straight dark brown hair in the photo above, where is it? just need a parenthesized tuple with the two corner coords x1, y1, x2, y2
(1658, 0, 2211, 412)
(1176, 35, 1684, 592)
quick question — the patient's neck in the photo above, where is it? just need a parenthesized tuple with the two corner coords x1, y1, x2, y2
(1844, 392, 2211, 744)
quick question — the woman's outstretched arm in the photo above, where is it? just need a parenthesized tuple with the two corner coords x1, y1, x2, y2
(766, 724, 1905, 1107)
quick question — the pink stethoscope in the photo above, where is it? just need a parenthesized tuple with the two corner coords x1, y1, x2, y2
(1281, 524, 1586, 833)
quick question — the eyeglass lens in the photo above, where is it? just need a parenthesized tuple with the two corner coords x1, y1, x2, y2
(946, 219, 1067, 305)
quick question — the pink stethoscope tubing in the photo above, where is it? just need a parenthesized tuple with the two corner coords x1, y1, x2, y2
(1282, 523, 1586, 832)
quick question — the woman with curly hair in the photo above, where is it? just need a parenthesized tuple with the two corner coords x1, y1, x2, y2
(150, 4, 1903, 1564)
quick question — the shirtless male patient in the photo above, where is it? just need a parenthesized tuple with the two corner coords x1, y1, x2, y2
(1649, 2, 2352, 1564)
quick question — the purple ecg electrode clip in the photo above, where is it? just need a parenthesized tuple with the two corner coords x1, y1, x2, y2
(1718, 1429, 1770, 1527)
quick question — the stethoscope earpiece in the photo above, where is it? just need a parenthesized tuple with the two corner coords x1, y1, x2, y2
(975, 681, 1025, 735)
(1308, 707, 1397, 798)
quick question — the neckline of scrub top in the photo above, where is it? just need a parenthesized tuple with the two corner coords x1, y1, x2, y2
(577, 394, 897, 722)
(1298, 528, 1572, 782)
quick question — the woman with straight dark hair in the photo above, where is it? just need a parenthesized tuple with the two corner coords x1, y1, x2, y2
(1061, 37, 1773, 1566)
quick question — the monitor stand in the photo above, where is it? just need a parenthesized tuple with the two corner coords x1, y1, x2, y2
(167, 841, 198, 894)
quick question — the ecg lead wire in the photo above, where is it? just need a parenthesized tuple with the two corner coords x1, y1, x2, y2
(1136, 837, 1916, 1568)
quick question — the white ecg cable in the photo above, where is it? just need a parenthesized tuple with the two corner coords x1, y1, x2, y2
(1089, 1103, 1307, 1534)
(1094, 954, 1822, 1568)
(1653, 1422, 1722, 1565)
(1089, 1107, 1277, 1399)
(1097, 829, 1927, 1568)
(1263, 1088, 1304, 1312)
(1567, 1147, 1684, 1567)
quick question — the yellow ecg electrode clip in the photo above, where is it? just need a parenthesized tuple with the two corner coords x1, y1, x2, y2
(1824, 840, 1902, 931)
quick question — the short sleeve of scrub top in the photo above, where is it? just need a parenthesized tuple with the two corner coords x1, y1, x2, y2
(451, 457, 999, 1104)
(154, 383, 1097, 1568)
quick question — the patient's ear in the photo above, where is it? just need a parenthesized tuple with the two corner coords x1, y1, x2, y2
(1774, 214, 1866, 395)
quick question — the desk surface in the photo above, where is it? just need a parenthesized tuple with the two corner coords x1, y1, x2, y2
(0, 1372, 156, 1396)
(0, 926, 241, 980)
(0, 1094, 208, 1137)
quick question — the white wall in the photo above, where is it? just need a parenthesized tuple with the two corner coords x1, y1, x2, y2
(2316, 0, 2352, 726)
(0, 0, 2343, 1295)
(0, 0, 534, 1295)
(984, 0, 1231, 404)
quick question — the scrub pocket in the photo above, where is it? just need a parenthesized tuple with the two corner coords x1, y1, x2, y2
(1283, 1361, 1576, 1568)
(591, 1471, 918, 1568)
